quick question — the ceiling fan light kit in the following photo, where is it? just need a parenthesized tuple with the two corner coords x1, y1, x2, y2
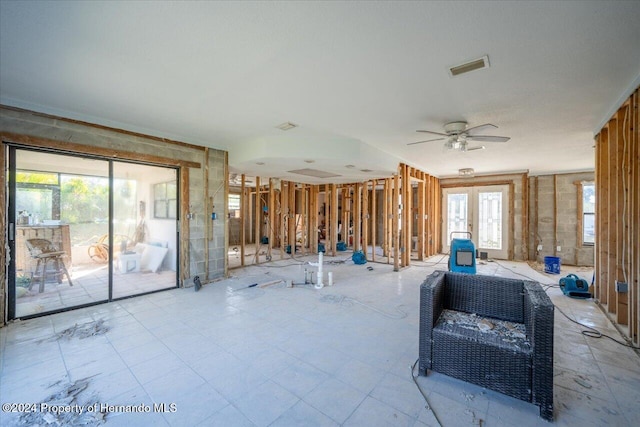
(458, 168, 475, 177)
(409, 120, 510, 152)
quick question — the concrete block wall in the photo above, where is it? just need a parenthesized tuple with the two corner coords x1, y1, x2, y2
(528, 172, 594, 266)
(208, 149, 227, 280)
(0, 107, 227, 323)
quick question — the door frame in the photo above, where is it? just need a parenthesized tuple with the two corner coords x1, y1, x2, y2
(6, 145, 181, 320)
(442, 183, 513, 260)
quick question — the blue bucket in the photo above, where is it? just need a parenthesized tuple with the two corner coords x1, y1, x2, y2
(544, 256, 561, 274)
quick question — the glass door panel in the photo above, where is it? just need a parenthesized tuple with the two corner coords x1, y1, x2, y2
(474, 186, 508, 259)
(12, 149, 109, 317)
(442, 185, 509, 259)
(477, 191, 502, 250)
(112, 162, 178, 299)
(442, 190, 471, 253)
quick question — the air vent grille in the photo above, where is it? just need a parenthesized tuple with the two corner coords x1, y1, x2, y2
(449, 55, 490, 77)
(288, 168, 340, 179)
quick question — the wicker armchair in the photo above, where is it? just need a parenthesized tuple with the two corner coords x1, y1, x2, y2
(419, 270, 554, 421)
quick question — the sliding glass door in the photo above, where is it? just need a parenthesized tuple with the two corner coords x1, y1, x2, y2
(7, 147, 178, 319)
(112, 162, 178, 299)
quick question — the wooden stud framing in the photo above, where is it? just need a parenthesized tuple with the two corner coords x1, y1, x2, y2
(362, 182, 369, 259)
(522, 174, 529, 261)
(608, 121, 618, 314)
(599, 128, 610, 305)
(240, 175, 246, 266)
(615, 109, 628, 325)
(254, 177, 261, 264)
(281, 181, 289, 257)
(371, 180, 377, 262)
(392, 173, 400, 271)
(553, 175, 558, 257)
(268, 179, 276, 259)
(418, 175, 425, 261)
(301, 185, 308, 253)
(288, 181, 296, 254)
(331, 183, 338, 255)
(309, 185, 319, 254)
(509, 182, 515, 260)
(180, 167, 190, 282)
(353, 183, 362, 253)
(426, 175, 433, 257)
(595, 86, 640, 344)
(632, 89, 639, 343)
(225, 165, 442, 279)
(383, 179, 390, 261)
(0, 143, 5, 322)
(533, 176, 540, 259)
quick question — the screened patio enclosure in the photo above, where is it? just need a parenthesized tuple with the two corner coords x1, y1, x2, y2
(7, 148, 179, 319)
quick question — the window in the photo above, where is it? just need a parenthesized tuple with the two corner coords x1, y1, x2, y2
(582, 182, 595, 245)
(228, 194, 241, 218)
(154, 181, 177, 219)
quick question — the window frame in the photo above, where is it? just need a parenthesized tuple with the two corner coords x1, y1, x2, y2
(578, 181, 595, 246)
(153, 180, 177, 219)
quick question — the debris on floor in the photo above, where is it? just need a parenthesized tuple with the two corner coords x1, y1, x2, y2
(439, 309, 527, 342)
(16, 376, 106, 426)
(461, 391, 476, 402)
(47, 319, 110, 342)
(465, 408, 484, 426)
(572, 374, 593, 389)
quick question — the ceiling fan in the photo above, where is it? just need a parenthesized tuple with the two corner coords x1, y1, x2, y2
(408, 121, 510, 152)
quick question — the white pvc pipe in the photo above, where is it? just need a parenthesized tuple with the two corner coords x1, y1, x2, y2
(314, 251, 324, 289)
(328, 271, 333, 286)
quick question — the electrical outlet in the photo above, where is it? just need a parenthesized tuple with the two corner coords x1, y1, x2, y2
(537, 244, 543, 251)
(556, 246, 561, 252)
(616, 281, 628, 293)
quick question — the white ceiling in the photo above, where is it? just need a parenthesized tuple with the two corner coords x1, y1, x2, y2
(1, 1, 639, 183)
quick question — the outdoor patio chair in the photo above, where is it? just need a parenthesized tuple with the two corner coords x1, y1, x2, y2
(419, 270, 554, 421)
(25, 238, 74, 293)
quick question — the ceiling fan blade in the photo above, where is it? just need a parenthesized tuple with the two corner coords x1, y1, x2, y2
(466, 135, 510, 143)
(407, 137, 446, 146)
(465, 123, 497, 134)
(416, 130, 448, 136)
(467, 145, 486, 151)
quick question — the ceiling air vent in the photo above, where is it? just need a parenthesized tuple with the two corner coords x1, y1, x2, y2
(276, 122, 298, 131)
(288, 168, 340, 179)
(448, 55, 490, 77)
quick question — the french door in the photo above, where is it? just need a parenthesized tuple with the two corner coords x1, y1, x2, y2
(442, 185, 509, 259)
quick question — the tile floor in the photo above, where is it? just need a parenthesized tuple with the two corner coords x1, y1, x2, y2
(1, 255, 639, 426)
(15, 264, 176, 318)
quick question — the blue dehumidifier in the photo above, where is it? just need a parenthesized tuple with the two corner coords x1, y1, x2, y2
(448, 231, 476, 274)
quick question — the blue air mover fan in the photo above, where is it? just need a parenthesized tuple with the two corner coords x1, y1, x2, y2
(448, 231, 476, 274)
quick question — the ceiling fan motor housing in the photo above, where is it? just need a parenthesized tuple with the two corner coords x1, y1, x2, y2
(444, 121, 468, 134)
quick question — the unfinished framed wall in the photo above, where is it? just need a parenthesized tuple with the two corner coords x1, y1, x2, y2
(594, 86, 639, 345)
(227, 163, 442, 271)
(1, 106, 227, 325)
